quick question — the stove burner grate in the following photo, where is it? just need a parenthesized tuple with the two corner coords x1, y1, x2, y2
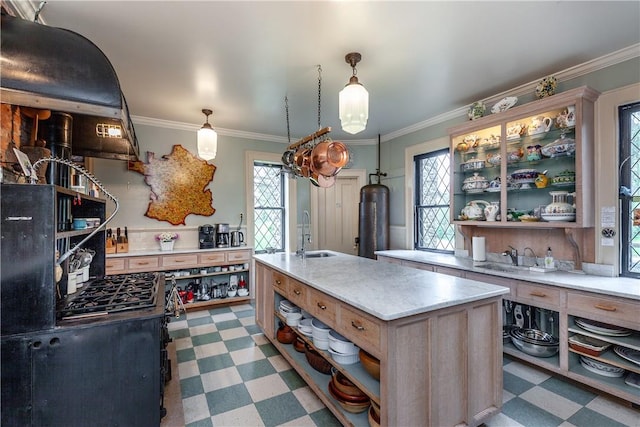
(60, 272, 159, 318)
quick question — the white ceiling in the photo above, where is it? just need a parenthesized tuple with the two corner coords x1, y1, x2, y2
(11, 1, 640, 143)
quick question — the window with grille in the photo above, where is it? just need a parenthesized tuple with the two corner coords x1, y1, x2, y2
(414, 149, 454, 252)
(253, 162, 285, 253)
(619, 101, 640, 278)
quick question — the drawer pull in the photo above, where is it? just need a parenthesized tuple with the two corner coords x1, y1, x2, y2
(594, 304, 617, 312)
(137, 262, 149, 265)
(351, 321, 365, 331)
(174, 260, 185, 263)
(317, 302, 327, 310)
(530, 291, 547, 298)
(275, 279, 281, 285)
(293, 289, 301, 296)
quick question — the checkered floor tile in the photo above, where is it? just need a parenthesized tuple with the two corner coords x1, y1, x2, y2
(166, 304, 639, 427)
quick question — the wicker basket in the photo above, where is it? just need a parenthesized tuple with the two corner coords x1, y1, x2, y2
(305, 344, 332, 374)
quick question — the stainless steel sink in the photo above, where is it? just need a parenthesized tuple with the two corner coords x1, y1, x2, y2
(475, 263, 529, 272)
(302, 251, 335, 258)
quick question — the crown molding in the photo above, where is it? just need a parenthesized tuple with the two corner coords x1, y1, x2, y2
(386, 43, 640, 142)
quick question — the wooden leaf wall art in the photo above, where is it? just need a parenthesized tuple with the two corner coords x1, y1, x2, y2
(129, 144, 216, 225)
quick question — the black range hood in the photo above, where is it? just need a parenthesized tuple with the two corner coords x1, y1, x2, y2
(0, 14, 139, 161)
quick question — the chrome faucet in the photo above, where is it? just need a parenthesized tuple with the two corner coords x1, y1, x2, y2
(296, 210, 311, 258)
(502, 245, 518, 266)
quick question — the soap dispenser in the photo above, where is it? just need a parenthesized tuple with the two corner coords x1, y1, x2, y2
(544, 247, 554, 269)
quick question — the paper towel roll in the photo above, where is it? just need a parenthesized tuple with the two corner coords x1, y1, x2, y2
(473, 236, 486, 261)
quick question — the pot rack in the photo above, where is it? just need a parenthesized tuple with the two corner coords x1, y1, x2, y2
(281, 65, 349, 186)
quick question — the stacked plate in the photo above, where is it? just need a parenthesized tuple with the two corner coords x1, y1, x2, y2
(575, 318, 632, 337)
(579, 355, 626, 378)
(279, 300, 301, 317)
(613, 345, 640, 366)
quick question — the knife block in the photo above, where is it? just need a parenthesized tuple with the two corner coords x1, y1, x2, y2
(106, 238, 116, 254)
(116, 242, 129, 253)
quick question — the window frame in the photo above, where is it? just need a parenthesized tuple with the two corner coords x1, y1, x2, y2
(253, 161, 286, 254)
(244, 150, 297, 255)
(413, 147, 455, 253)
(619, 101, 640, 278)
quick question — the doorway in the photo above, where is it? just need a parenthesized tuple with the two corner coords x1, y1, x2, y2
(310, 169, 366, 254)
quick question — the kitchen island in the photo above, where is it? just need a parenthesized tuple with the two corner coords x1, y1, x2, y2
(254, 250, 510, 427)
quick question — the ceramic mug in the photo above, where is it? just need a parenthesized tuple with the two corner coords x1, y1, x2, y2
(526, 145, 542, 162)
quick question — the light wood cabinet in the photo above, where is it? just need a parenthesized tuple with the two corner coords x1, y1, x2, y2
(107, 248, 253, 310)
(255, 260, 503, 427)
(378, 257, 640, 405)
(448, 86, 600, 228)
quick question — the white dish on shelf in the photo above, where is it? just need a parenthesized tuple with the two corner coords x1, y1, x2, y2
(580, 355, 626, 377)
(625, 372, 640, 389)
(485, 187, 501, 193)
(575, 318, 633, 336)
(613, 346, 640, 366)
(491, 96, 518, 114)
(541, 212, 576, 222)
(465, 188, 486, 194)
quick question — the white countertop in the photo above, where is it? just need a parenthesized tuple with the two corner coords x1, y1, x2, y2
(375, 250, 640, 301)
(106, 246, 252, 258)
(253, 251, 509, 321)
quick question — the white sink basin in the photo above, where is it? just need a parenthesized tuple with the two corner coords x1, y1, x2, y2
(475, 263, 529, 273)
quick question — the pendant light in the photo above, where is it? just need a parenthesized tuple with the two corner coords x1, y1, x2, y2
(197, 108, 217, 160)
(339, 52, 369, 135)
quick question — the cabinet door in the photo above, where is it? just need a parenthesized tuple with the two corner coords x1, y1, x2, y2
(254, 262, 275, 339)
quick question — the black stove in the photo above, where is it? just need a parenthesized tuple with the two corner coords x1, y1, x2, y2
(60, 272, 159, 319)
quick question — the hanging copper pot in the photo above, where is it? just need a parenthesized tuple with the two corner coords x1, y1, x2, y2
(295, 147, 312, 178)
(311, 140, 349, 176)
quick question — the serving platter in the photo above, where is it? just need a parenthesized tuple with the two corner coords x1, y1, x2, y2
(575, 318, 633, 337)
(491, 96, 518, 114)
(580, 356, 626, 377)
(613, 346, 640, 366)
(541, 137, 576, 158)
(541, 212, 576, 222)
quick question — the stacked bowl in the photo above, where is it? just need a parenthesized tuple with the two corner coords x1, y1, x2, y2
(328, 330, 360, 365)
(311, 318, 331, 350)
(509, 327, 559, 357)
(328, 368, 370, 414)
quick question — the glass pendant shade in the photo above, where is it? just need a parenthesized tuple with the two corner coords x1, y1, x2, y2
(197, 109, 217, 160)
(339, 77, 369, 135)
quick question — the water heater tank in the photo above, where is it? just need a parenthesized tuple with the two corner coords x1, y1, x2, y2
(358, 184, 390, 259)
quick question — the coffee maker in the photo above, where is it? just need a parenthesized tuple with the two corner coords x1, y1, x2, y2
(198, 224, 215, 249)
(215, 223, 230, 248)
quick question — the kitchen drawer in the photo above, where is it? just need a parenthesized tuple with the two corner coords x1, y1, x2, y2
(105, 258, 126, 274)
(568, 292, 639, 326)
(228, 250, 251, 262)
(287, 279, 309, 307)
(162, 254, 198, 269)
(308, 288, 338, 325)
(338, 304, 382, 354)
(198, 252, 226, 264)
(127, 256, 160, 272)
(516, 282, 562, 309)
(272, 271, 289, 295)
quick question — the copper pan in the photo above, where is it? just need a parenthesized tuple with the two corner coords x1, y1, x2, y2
(295, 147, 312, 178)
(311, 140, 349, 176)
